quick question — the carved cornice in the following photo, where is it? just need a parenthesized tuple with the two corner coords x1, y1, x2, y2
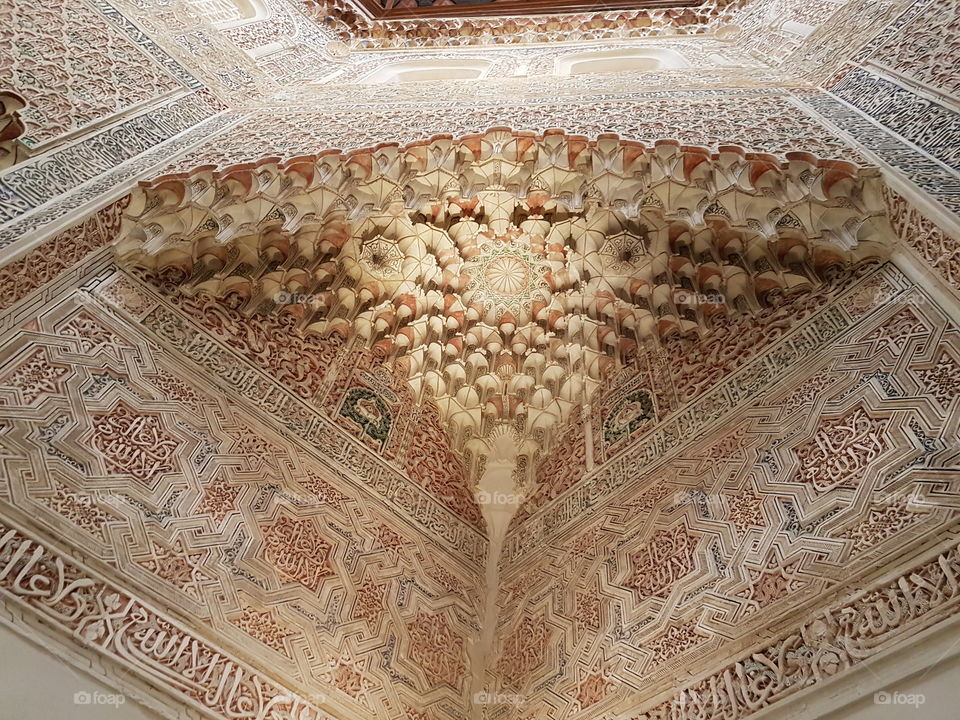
(348, 0, 697, 20)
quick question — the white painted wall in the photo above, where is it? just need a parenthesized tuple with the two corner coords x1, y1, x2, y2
(0, 621, 163, 720)
(819, 653, 960, 720)
(752, 614, 960, 720)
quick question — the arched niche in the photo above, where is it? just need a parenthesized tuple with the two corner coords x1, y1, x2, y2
(556, 47, 689, 76)
(361, 59, 493, 84)
(0, 90, 28, 171)
(188, 0, 270, 28)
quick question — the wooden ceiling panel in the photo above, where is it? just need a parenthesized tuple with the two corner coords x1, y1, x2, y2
(354, 0, 702, 20)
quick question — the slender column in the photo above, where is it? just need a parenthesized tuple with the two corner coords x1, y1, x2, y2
(583, 404, 595, 472)
(468, 435, 521, 719)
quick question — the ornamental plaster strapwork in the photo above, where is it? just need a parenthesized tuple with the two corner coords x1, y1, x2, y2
(0, 282, 485, 720)
(0, 0, 189, 147)
(1, 256, 958, 720)
(118, 129, 895, 483)
(489, 261, 960, 720)
(157, 93, 866, 176)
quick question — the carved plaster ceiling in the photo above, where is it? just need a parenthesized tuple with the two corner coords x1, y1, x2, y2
(349, 0, 699, 20)
(118, 128, 894, 482)
(3, 0, 960, 716)
(308, 0, 744, 48)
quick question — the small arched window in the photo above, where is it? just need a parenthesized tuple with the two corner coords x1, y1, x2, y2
(361, 59, 493, 84)
(556, 48, 689, 76)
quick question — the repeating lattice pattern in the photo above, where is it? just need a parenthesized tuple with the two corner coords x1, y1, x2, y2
(0, 279, 484, 719)
(491, 264, 960, 719)
(159, 94, 867, 175)
(0, 0, 183, 145)
(865, 0, 960, 96)
(0, 199, 129, 312)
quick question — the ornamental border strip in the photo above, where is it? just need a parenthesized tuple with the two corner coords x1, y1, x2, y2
(266, 86, 787, 112)
(0, 92, 226, 231)
(505, 263, 912, 563)
(0, 107, 239, 254)
(794, 90, 960, 217)
(89, 0, 204, 90)
(640, 530, 960, 717)
(851, 0, 938, 66)
(827, 66, 960, 174)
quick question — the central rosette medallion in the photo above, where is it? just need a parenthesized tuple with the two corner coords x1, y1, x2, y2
(484, 254, 529, 295)
(359, 235, 405, 279)
(462, 240, 550, 322)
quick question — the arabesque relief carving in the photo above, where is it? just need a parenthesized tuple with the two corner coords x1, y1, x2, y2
(2, 0, 959, 717)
